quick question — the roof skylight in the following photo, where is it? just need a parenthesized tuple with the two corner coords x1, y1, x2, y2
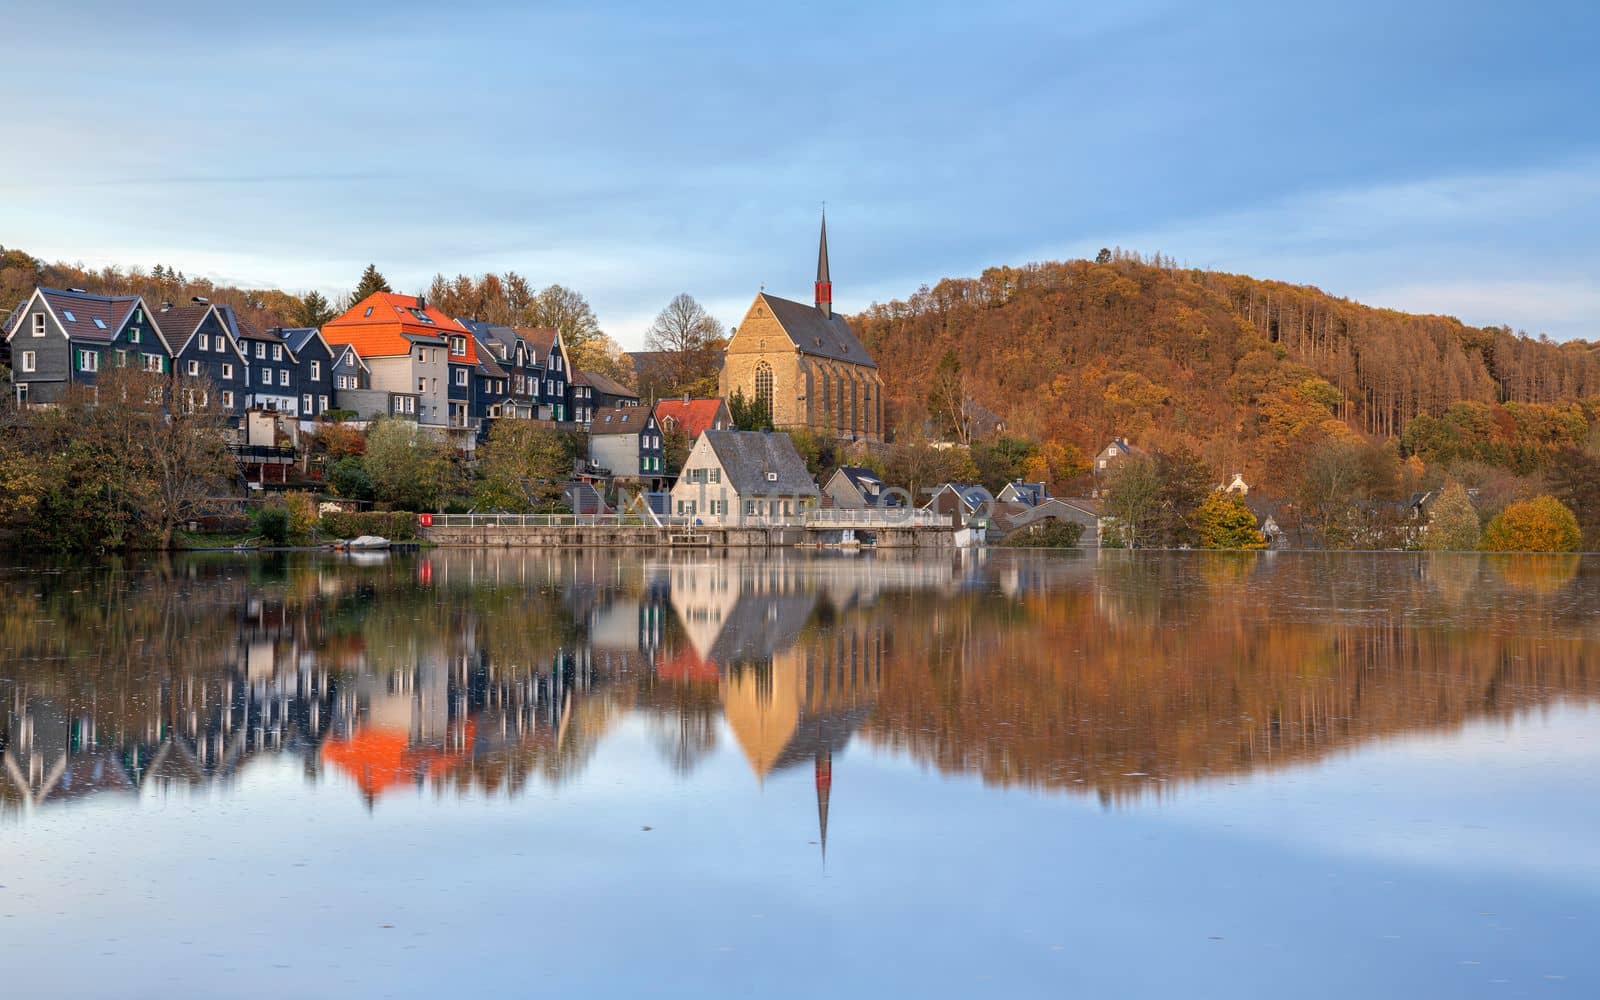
(63, 310, 77, 322)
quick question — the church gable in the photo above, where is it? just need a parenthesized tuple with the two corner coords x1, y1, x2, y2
(754, 293, 877, 369)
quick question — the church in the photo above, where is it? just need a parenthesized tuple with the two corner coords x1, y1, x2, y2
(719, 214, 884, 442)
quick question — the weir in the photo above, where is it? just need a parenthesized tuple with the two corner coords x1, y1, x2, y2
(419, 511, 958, 549)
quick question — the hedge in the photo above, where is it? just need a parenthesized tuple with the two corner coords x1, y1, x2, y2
(319, 510, 419, 541)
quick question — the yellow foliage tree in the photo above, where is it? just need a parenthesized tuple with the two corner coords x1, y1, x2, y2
(1480, 495, 1582, 552)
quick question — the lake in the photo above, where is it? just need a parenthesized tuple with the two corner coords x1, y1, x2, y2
(1, 549, 1597, 998)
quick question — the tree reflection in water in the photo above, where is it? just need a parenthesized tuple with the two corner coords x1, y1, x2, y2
(2, 549, 1596, 819)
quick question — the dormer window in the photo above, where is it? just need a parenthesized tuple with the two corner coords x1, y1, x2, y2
(449, 335, 466, 356)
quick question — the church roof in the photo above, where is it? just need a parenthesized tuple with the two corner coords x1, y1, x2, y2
(756, 292, 877, 368)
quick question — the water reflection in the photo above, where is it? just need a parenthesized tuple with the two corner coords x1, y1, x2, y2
(2, 550, 1597, 822)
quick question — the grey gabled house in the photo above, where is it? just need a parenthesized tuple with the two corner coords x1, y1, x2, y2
(5, 287, 172, 405)
(274, 327, 337, 420)
(163, 302, 251, 419)
(670, 429, 819, 524)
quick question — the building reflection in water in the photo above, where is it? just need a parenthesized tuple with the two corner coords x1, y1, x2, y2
(3, 550, 1598, 833)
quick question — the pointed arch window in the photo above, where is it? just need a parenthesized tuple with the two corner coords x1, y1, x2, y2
(754, 361, 774, 421)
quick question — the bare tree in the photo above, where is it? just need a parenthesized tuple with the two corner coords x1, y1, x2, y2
(644, 293, 725, 398)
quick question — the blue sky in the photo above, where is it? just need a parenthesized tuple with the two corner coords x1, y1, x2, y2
(2, 0, 1597, 347)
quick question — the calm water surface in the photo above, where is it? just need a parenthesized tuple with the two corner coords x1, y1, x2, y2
(2, 550, 1597, 998)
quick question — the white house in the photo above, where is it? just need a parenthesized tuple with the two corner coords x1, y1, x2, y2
(670, 430, 819, 525)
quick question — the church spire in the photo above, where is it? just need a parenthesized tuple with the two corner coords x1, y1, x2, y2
(815, 207, 832, 319)
(815, 748, 832, 864)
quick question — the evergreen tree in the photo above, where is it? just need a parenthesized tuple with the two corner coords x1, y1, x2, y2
(1422, 481, 1479, 550)
(1194, 491, 1267, 549)
(295, 290, 335, 328)
(351, 264, 391, 304)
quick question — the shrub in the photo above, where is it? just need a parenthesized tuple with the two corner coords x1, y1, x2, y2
(285, 492, 319, 539)
(319, 510, 418, 541)
(1422, 481, 1479, 550)
(328, 457, 375, 501)
(253, 505, 291, 546)
(1193, 491, 1267, 549)
(1480, 495, 1582, 552)
(1002, 520, 1085, 548)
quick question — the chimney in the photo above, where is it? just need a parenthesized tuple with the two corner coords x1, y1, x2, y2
(191, 296, 209, 304)
(416, 294, 426, 310)
(683, 393, 689, 403)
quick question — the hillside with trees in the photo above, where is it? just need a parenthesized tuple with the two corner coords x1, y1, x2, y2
(853, 252, 1600, 489)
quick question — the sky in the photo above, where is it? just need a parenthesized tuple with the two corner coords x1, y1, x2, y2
(2, 0, 1597, 348)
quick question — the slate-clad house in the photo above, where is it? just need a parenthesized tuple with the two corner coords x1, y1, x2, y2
(457, 319, 571, 423)
(472, 343, 511, 430)
(995, 480, 1049, 506)
(330, 344, 370, 393)
(671, 430, 819, 524)
(577, 370, 641, 411)
(588, 405, 665, 485)
(524, 327, 570, 422)
(5, 287, 173, 404)
(275, 327, 337, 420)
(823, 465, 901, 509)
(324, 293, 458, 427)
(228, 312, 299, 415)
(443, 325, 480, 430)
(922, 482, 995, 526)
(162, 303, 251, 418)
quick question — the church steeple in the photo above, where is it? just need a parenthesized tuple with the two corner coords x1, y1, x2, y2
(815, 748, 832, 863)
(815, 208, 832, 319)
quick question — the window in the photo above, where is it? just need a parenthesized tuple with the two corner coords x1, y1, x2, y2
(303, 394, 313, 413)
(127, 328, 140, 344)
(455, 368, 468, 387)
(222, 363, 234, 379)
(116, 350, 128, 367)
(754, 361, 773, 417)
(20, 350, 36, 373)
(278, 368, 289, 385)
(92, 318, 106, 330)
(418, 379, 427, 393)
(62, 309, 77, 323)
(187, 360, 200, 376)
(345, 354, 356, 369)
(709, 500, 724, 515)
(551, 353, 562, 372)
(261, 368, 273, 386)
(222, 391, 234, 408)
(710, 468, 721, 484)
(143, 354, 163, 372)
(216, 337, 226, 353)
(31, 314, 45, 337)
(546, 379, 557, 395)
(77, 349, 100, 372)
(272, 344, 283, 361)
(336, 375, 347, 389)
(200, 334, 209, 351)
(15, 383, 27, 404)
(363, 306, 374, 318)
(449, 335, 466, 356)
(255, 342, 265, 359)
(319, 394, 329, 411)
(310, 360, 321, 380)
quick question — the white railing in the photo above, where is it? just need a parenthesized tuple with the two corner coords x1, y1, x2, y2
(426, 513, 658, 529)
(804, 508, 950, 528)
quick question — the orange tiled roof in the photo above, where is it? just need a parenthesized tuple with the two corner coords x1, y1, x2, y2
(654, 398, 728, 439)
(323, 291, 473, 360)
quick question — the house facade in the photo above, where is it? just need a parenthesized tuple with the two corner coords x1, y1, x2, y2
(588, 405, 665, 484)
(670, 430, 819, 524)
(277, 327, 336, 420)
(653, 397, 732, 441)
(719, 214, 884, 442)
(823, 465, 900, 509)
(5, 288, 171, 405)
(165, 304, 250, 418)
(324, 293, 457, 428)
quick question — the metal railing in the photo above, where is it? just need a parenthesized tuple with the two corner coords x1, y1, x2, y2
(804, 507, 949, 528)
(426, 513, 659, 529)
(423, 508, 955, 531)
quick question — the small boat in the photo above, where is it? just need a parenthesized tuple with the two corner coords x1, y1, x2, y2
(335, 535, 391, 550)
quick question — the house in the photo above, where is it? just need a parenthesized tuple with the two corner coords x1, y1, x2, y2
(921, 483, 995, 526)
(229, 313, 300, 415)
(274, 327, 337, 421)
(1219, 472, 1249, 495)
(523, 327, 571, 422)
(162, 302, 250, 419)
(1093, 437, 1143, 475)
(471, 340, 512, 429)
(4, 287, 172, 405)
(328, 343, 420, 420)
(653, 397, 732, 441)
(588, 405, 666, 485)
(719, 212, 884, 442)
(823, 465, 900, 509)
(670, 430, 819, 524)
(441, 324, 482, 432)
(577, 369, 640, 411)
(994, 497, 1102, 547)
(995, 480, 1049, 506)
(323, 292, 459, 428)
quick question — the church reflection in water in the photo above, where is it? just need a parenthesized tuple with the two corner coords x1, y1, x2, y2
(4, 550, 1598, 835)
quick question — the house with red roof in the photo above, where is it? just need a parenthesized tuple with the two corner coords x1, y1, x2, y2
(4, 287, 171, 405)
(323, 292, 464, 428)
(653, 397, 733, 441)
